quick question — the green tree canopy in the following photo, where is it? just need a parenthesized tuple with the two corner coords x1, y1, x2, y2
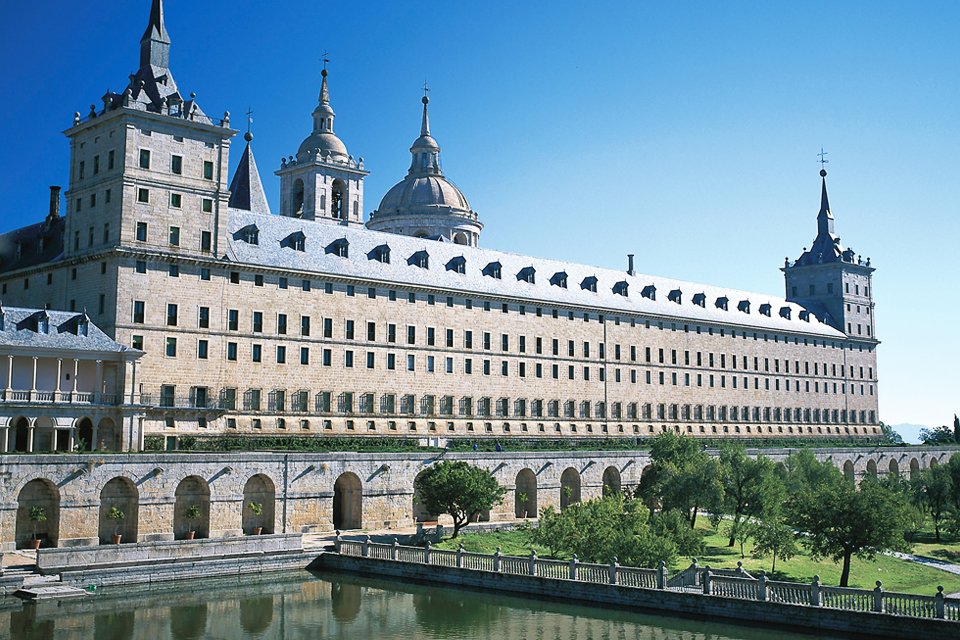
(636, 432, 724, 528)
(718, 444, 785, 546)
(788, 474, 913, 587)
(911, 465, 952, 542)
(414, 461, 506, 538)
(920, 425, 956, 445)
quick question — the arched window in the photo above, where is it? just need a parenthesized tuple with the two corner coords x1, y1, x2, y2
(331, 180, 345, 219)
(292, 179, 305, 216)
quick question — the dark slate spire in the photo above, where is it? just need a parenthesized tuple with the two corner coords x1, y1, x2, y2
(228, 132, 271, 215)
(139, 0, 171, 70)
(817, 168, 835, 236)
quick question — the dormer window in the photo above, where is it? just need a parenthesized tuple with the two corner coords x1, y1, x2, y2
(409, 250, 430, 269)
(0, 308, 5, 331)
(613, 281, 629, 297)
(716, 296, 729, 311)
(692, 293, 706, 308)
(738, 300, 750, 314)
(242, 225, 259, 245)
(37, 313, 50, 335)
(779, 306, 792, 320)
(325, 238, 349, 258)
(668, 289, 682, 304)
(799, 310, 811, 322)
(368, 244, 391, 264)
(282, 231, 307, 252)
(759, 303, 772, 317)
(446, 256, 466, 274)
(77, 315, 89, 336)
(580, 276, 598, 292)
(517, 266, 536, 284)
(641, 284, 656, 301)
(550, 272, 568, 288)
(483, 261, 502, 279)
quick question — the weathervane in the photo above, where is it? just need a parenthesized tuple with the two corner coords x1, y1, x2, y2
(817, 148, 829, 170)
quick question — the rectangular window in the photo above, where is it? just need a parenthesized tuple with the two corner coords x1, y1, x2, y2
(202, 198, 213, 213)
(200, 230, 211, 252)
(407, 325, 416, 345)
(132, 335, 143, 350)
(168, 226, 180, 246)
(278, 277, 288, 289)
(367, 352, 375, 369)
(301, 347, 310, 365)
(301, 316, 311, 336)
(203, 160, 214, 180)
(227, 342, 238, 361)
(166, 337, 177, 357)
(107, 149, 115, 170)
(276, 346, 287, 363)
(139, 149, 151, 169)
(166, 303, 178, 326)
(323, 318, 333, 338)
(171, 155, 183, 174)
(135, 260, 146, 274)
(252, 311, 263, 333)
(136, 221, 148, 241)
(132, 300, 145, 323)
(198, 306, 210, 328)
(345, 319, 355, 340)
(277, 314, 287, 335)
(302, 279, 311, 292)
(200, 268, 210, 281)
(197, 339, 209, 359)
(252, 344, 262, 363)
(367, 322, 377, 341)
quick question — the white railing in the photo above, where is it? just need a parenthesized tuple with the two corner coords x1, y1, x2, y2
(334, 535, 954, 621)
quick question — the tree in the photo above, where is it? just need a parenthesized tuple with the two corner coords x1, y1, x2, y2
(637, 432, 724, 528)
(752, 518, 799, 575)
(718, 445, 784, 546)
(920, 425, 956, 445)
(413, 461, 506, 538)
(954, 415, 960, 444)
(879, 422, 903, 445)
(789, 474, 913, 587)
(532, 494, 680, 567)
(107, 506, 125, 537)
(911, 466, 952, 542)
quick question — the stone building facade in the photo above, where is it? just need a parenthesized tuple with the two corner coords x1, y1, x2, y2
(0, 1, 881, 449)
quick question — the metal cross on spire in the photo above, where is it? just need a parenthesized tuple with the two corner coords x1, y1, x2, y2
(246, 107, 253, 133)
(422, 80, 430, 98)
(817, 148, 829, 170)
(321, 50, 330, 72)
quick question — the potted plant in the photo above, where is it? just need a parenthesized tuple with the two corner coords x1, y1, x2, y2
(29, 506, 47, 550)
(516, 492, 529, 519)
(247, 501, 264, 535)
(183, 503, 202, 540)
(107, 506, 125, 544)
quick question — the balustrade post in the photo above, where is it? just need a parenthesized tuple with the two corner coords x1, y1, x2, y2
(494, 547, 502, 572)
(872, 581, 884, 613)
(529, 549, 538, 576)
(362, 535, 371, 558)
(690, 558, 701, 586)
(569, 554, 579, 581)
(424, 541, 432, 564)
(657, 561, 668, 590)
(30, 356, 38, 401)
(810, 575, 822, 607)
(609, 557, 619, 585)
(735, 560, 745, 576)
(757, 572, 767, 601)
(334, 530, 342, 553)
(391, 538, 399, 561)
(935, 586, 945, 619)
(456, 543, 464, 568)
(703, 568, 712, 596)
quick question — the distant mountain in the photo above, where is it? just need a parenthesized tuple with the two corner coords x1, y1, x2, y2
(890, 423, 930, 445)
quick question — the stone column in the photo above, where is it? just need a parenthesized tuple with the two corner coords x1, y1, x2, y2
(30, 357, 38, 401)
(71, 359, 79, 399)
(95, 360, 104, 403)
(68, 428, 75, 452)
(5, 355, 12, 395)
(92, 422, 99, 452)
(55, 358, 62, 401)
(1, 427, 8, 453)
(27, 419, 35, 453)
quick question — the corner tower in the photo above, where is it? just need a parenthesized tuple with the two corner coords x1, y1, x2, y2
(367, 94, 482, 246)
(783, 169, 876, 340)
(276, 68, 367, 225)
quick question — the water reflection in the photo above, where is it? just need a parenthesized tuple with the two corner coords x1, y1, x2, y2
(0, 569, 849, 640)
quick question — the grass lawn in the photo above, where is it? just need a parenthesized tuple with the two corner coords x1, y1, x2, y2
(906, 528, 960, 564)
(435, 520, 960, 596)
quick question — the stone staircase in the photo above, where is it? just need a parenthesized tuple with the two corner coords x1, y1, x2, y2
(3, 562, 88, 601)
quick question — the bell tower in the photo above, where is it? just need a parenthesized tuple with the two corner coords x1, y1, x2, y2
(276, 67, 367, 226)
(782, 169, 877, 341)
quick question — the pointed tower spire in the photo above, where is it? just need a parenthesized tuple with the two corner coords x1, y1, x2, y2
(817, 168, 835, 236)
(420, 82, 431, 136)
(228, 116, 271, 216)
(140, 0, 171, 70)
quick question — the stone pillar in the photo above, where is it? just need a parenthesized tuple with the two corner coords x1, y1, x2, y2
(872, 581, 884, 613)
(68, 428, 75, 452)
(609, 557, 618, 585)
(95, 360, 104, 403)
(30, 357, 38, 401)
(1, 427, 8, 453)
(71, 359, 79, 398)
(5, 355, 12, 394)
(529, 549, 538, 576)
(92, 422, 99, 452)
(569, 554, 579, 580)
(55, 358, 62, 401)
(27, 419, 35, 453)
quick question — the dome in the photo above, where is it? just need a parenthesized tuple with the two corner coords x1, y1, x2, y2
(297, 131, 348, 158)
(377, 174, 470, 214)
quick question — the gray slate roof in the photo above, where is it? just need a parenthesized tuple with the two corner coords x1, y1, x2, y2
(225, 210, 846, 339)
(0, 306, 137, 354)
(228, 141, 272, 215)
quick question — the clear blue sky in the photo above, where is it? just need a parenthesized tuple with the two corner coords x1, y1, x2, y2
(0, 1, 957, 429)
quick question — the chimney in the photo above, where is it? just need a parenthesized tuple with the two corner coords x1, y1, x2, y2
(627, 254, 635, 276)
(48, 186, 62, 219)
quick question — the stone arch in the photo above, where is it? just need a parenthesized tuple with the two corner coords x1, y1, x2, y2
(515, 468, 537, 518)
(243, 474, 276, 535)
(76, 417, 94, 452)
(412, 470, 438, 523)
(560, 467, 581, 510)
(888, 459, 899, 477)
(453, 232, 468, 245)
(602, 466, 621, 496)
(333, 472, 362, 530)
(866, 459, 878, 477)
(99, 476, 138, 544)
(174, 476, 210, 539)
(843, 460, 855, 482)
(32, 416, 59, 452)
(97, 417, 119, 451)
(12, 416, 30, 452)
(930, 457, 940, 468)
(413, 229, 430, 239)
(909, 458, 921, 479)
(16, 478, 59, 548)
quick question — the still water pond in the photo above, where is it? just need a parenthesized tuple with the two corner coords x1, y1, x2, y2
(4, 570, 847, 640)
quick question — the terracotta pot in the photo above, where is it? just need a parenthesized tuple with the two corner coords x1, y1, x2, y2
(252, 527, 263, 536)
(29, 538, 41, 550)
(185, 530, 196, 540)
(111, 534, 122, 545)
